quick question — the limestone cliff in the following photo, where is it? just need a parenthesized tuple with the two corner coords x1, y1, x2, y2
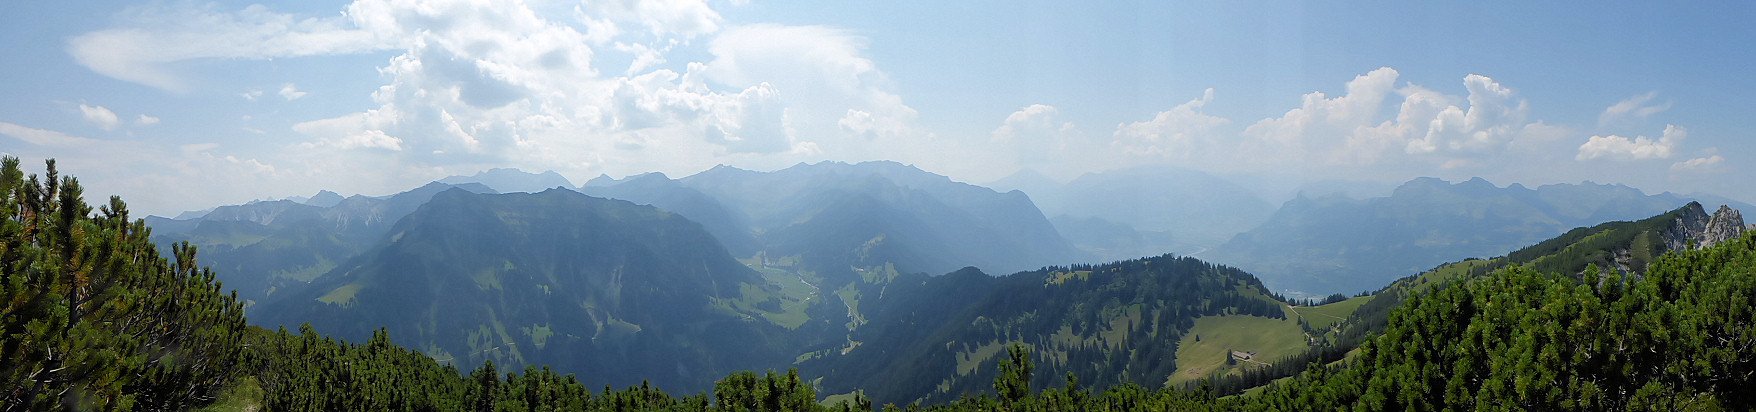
(1702, 205, 1746, 249)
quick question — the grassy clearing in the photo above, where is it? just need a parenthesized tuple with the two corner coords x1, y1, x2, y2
(1291, 296, 1369, 330)
(1403, 259, 1492, 294)
(954, 340, 1009, 376)
(834, 284, 864, 330)
(732, 254, 820, 329)
(1166, 306, 1308, 389)
(316, 283, 364, 307)
(1044, 270, 1093, 285)
(821, 390, 865, 408)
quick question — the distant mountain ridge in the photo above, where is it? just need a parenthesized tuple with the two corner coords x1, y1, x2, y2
(591, 161, 1085, 279)
(146, 181, 499, 307)
(439, 167, 575, 193)
(1209, 176, 1755, 297)
(989, 166, 1276, 261)
(254, 188, 793, 390)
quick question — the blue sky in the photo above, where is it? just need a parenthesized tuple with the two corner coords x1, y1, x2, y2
(1, 0, 1751, 216)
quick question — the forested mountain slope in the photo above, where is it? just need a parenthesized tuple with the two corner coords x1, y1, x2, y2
(803, 256, 1292, 405)
(1210, 176, 1750, 297)
(254, 188, 797, 391)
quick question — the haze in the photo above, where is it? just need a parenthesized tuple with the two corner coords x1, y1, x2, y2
(2, 1, 1752, 217)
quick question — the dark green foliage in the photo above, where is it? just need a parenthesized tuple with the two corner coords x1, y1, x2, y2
(0, 157, 248, 410)
(809, 256, 1291, 405)
(992, 344, 1031, 407)
(1239, 233, 1756, 410)
(1504, 203, 1689, 277)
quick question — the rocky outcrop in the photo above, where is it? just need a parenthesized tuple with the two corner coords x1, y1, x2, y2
(1662, 202, 1746, 252)
(1662, 202, 1711, 252)
(1703, 205, 1746, 249)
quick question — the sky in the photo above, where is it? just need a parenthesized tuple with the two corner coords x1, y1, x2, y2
(1, 1, 1752, 216)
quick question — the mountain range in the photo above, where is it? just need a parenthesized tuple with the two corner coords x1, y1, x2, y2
(139, 162, 1756, 403)
(254, 188, 793, 390)
(1204, 177, 1753, 297)
(146, 181, 499, 307)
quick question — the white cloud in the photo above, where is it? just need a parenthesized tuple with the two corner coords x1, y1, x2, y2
(1599, 91, 1671, 128)
(706, 24, 920, 155)
(989, 104, 1086, 164)
(579, 0, 722, 39)
(838, 109, 877, 139)
(78, 104, 121, 131)
(334, 130, 403, 151)
(67, 4, 393, 92)
(706, 82, 793, 154)
(1577, 124, 1686, 161)
(1242, 67, 1401, 166)
(136, 114, 160, 126)
(280, 84, 308, 100)
(1404, 74, 1529, 156)
(1670, 154, 1724, 172)
(1111, 88, 1227, 159)
(293, 107, 404, 151)
(616, 42, 670, 74)
(63, 0, 936, 187)
(0, 122, 105, 148)
(1235, 68, 1540, 172)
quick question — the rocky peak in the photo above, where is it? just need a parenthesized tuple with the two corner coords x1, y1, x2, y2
(1662, 202, 1746, 252)
(1702, 205, 1746, 249)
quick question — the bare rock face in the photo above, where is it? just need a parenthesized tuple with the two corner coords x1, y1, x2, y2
(1702, 205, 1747, 249)
(1662, 202, 1711, 252)
(1662, 202, 1746, 252)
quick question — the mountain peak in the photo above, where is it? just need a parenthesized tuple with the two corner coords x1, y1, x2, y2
(305, 190, 345, 207)
(439, 168, 575, 193)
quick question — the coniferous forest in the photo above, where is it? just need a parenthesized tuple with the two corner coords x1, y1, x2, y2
(5, 156, 1756, 411)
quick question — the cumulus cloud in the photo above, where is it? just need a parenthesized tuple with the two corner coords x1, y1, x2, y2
(706, 83, 793, 154)
(1112, 89, 1227, 159)
(989, 104, 1085, 163)
(1403, 74, 1528, 156)
(616, 41, 670, 74)
(1577, 124, 1685, 161)
(280, 84, 308, 100)
(1241, 67, 1401, 166)
(1237, 68, 1538, 170)
(136, 114, 160, 126)
(1599, 91, 1671, 128)
(60, 0, 934, 186)
(78, 104, 120, 131)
